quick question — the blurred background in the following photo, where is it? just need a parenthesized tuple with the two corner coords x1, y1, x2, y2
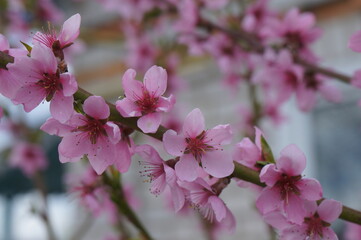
(1, 0, 361, 239)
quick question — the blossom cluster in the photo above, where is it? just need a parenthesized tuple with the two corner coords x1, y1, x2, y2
(0, 0, 360, 239)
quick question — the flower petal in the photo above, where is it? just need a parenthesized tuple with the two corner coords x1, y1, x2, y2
(201, 151, 234, 178)
(209, 195, 227, 222)
(60, 73, 78, 96)
(256, 187, 282, 214)
(143, 65, 167, 97)
(122, 69, 144, 102)
(137, 112, 162, 133)
(59, 13, 81, 46)
(175, 154, 199, 182)
(50, 92, 74, 123)
(317, 199, 342, 223)
(205, 124, 233, 146)
(259, 164, 281, 187)
(163, 130, 186, 156)
(113, 141, 132, 173)
(297, 178, 323, 201)
(13, 84, 45, 112)
(183, 108, 205, 138)
(116, 98, 141, 117)
(277, 144, 306, 176)
(284, 194, 306, 224)
(83, 96, 109, 119)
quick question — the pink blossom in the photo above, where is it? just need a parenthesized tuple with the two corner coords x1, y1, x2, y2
(256, 144, 323, 224)
(33, 13, 81, 52)
(266, 199, 342, 240)
(296, 72, 342, 111)
(181, 178, 235, 232)
(349, 30, 361, 53)
(345, 222, 361, 240)
(41, 96, 131, 174)
(0, 107, 3, 119)
(163, 108, 234, 181)
(242, 0, 276, 38)
(116, 66, 175, 133)
(266, 8, 322, 61)
(9, 142, 48, 177)
(8, 44, 78, 122)
(135, 144, 185, 212)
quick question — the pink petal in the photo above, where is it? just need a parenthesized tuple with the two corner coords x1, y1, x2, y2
(175, 154, 199, 182)
(122, 69, 144, 102)
(40, 117, 73, 136)
(116, 98, 141, 117)
(88, 155, 110, 175)
(263, 210, 289, 230)
(0, 70, 21, 99)
(135, 144, 163, 165)
(83, 96, 109, 119)
(170, 185, 185, 213)
(349, 30, 361, 52)
(137, 112, 162, 133)
(322, 227, 338, 240)
(8, 57, 41, 84)
(259, 164, 281, 187)
(183, 108, 205, 138)
(205, 124, 233, 146)
(284, 194, 306, 224)
(256, 187, 282, 214)
(280, 225, 308, 240)
(297, 178, 323, 201)
(317, 199, 342, 223)
(59, 13, 81, 46)
(60, 74, 78, 96)
(13, 84, 45, 112)
(104, 122, 121, 143)
(143, 65, 167, 97)
(113, 141, 132, 173)
(31, 44, 57, 74)
(233, 138, 261, 169)
(163, 130, 187, 156)
(277, 144, 306, 176)
(209, 196, 226, 222)
(59, 133, 89, 160)
(201, 151, 234, 178)
(50, 92, 74, 123)
(156, 95, 175, 112)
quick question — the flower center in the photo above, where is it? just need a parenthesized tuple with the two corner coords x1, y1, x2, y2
(184, 131, 213, 161)
(285, 71, 298, 89)
(135, 91, 158, 114)
(276, 174, 301, 203)
(75, 118, 107, 144)
(285, 32, 304, 50)
(37, 72, 62, 101)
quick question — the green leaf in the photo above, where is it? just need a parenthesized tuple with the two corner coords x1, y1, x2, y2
(20, 41, 33, 54)
(260, 135, 275, 164)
